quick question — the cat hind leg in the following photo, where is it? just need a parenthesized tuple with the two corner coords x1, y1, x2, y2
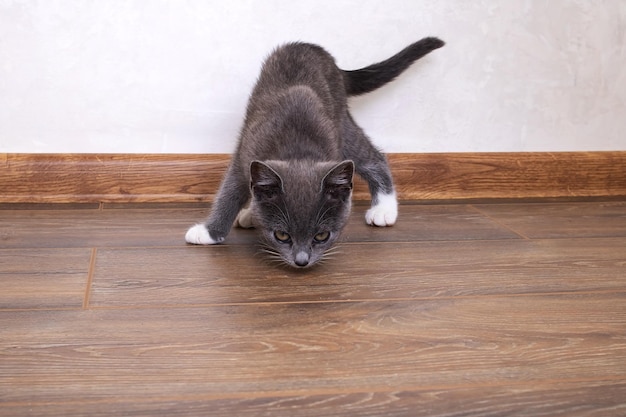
(235, 206, 256, 229)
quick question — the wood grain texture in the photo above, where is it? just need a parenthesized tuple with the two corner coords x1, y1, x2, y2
(0, 248, 92, 309)
(0, 153, 225, 203)
(0, 204, 519, 249)
(2, 295, 626, 404)
(474, 201, 626, 239)
(2, 152, 625, 203)
(1, 200, 626, 416)
(383, 152, 626, 200)
(88, 238, 626, 307)
(3, 380, 623, 417)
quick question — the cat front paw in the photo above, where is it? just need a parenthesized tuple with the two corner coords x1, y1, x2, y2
(185, 224, 223, 245)
(365, 192, 398, 227)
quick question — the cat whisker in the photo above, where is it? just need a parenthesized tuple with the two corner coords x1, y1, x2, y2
(259, 250, 282, 260)
(318, 246, 342, 265)
(315, 204, 334, 224)
(256, 242, 289, 266)
(268, 202, 291, 225)
(257, 244, 276, 254)
(324, 246, 342, 255)
(261, 255, 285, 266)
(323, 244, 343, 256)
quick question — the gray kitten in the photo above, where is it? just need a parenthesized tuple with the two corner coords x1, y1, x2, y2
(186, 37, 444, 268)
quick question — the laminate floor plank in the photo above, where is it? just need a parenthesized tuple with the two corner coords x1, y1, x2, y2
(89, 238, 626, 307)
(2, 380, 625, 417)
(1, 294, 625, 405)
(0, 204, 519, 249)
(0, 208, 214, 249)
(0, 248, 91, 309)
(473, 201, 626, 238)
(345, 203, 521, 241)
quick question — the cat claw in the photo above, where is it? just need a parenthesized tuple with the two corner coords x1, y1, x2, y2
(185, 224, 223, 245)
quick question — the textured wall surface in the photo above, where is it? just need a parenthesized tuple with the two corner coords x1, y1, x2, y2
(1, 0, 625, 153)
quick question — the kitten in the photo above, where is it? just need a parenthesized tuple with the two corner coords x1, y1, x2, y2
(186, 37, 444, 268)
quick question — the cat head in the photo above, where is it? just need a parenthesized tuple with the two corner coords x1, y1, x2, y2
(249, 159, 354, 268)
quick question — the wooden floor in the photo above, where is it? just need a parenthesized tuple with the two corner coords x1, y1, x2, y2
(1, 200, 626, 416)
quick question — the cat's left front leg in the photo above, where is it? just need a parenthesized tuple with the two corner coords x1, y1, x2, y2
(342, 116, 398, 227)
(365, 190, 398, 226)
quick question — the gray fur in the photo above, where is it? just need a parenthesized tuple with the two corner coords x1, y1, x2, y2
(188, 38, 444, 268)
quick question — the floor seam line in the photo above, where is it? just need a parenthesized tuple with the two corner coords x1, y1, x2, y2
(83, 247, 97, 309)
(468, 204, 532, 240)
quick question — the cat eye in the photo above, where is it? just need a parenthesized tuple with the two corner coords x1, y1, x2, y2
(274, 230, 291, 243)
(313, 231, 330, 243)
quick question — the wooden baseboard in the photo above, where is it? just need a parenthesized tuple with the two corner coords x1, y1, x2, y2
(1, 152, 625, 203)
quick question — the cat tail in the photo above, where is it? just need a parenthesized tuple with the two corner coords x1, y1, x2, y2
(343, 37, 444, 96)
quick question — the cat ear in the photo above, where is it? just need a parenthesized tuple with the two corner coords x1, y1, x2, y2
(250, 161, 283, 201)
(322, 160, 354, 201)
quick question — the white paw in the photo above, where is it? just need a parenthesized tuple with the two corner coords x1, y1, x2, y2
(365, 192, 398, 227)
(185, 224, 221, 245)
(235, 207, 255, 229)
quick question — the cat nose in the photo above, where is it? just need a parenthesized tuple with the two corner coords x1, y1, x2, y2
(294, 251, 310, 267)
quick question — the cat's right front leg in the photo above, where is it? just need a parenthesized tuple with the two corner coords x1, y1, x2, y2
(185, 224, 224, 245)
(185, 164, 249, 245)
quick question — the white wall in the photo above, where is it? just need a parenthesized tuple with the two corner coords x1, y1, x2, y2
(1, 0, 625, 154)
